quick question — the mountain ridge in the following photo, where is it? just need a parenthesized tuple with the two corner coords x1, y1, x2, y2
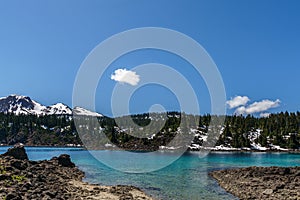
(0, 94, 102, 117)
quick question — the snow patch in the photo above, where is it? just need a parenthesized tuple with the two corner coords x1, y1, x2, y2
(73, 107, 103, 117)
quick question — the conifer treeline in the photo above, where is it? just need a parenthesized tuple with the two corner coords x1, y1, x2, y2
(0, 111, 299, 149)
(218, 112, 300, 149)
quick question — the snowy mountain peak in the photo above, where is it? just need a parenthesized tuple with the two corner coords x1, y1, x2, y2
(0, 95, 39, 115)
(0, 95, 70, 116)
(0, 95, 103, 117)
(45, 103, 72, 115)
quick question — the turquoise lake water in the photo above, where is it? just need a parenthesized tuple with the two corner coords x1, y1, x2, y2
(1, 147, 300, 200)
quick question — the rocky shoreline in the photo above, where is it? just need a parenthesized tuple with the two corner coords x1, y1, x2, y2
(0, 145, 154, 200)
(210, 166, 300, 200)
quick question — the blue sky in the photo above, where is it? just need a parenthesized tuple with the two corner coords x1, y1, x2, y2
(0, 0, 300, 116)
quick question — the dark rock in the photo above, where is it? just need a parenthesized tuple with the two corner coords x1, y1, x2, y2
(119, 193, 134, 200)
(295, 170, 300, 177)
(6, 193, 21, 200)
(57, 154, 75, 168)
(5, 166, 13, 171)
(22, 182, 32, 189)
(37, 174, 46, 182)
(33, 188, 42, 194)
(0, 174, 10, 181)
(11, 160, 27, 170)
(273, 184, 285, 191)
(2, 144, 28, 160)
(45, 191, 57, 198)
(279, 167, 291, 175)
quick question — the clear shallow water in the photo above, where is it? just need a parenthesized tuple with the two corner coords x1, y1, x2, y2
(1, 147, 300, 200)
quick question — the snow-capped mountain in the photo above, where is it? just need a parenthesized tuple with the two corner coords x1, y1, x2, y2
(0, 95, 101, 116)
(0, 95, 47, 115)
(73, 106, 103, 117)
(43, 103, 72, 115)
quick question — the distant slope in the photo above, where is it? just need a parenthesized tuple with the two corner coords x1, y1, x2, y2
(73, 107, 103, 117)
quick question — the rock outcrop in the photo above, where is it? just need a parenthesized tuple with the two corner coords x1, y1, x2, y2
(0, 145, 153, 200)
(210, 166, 300, 200)
(2, 144, 28, 160)
(55, 154, 75, 168)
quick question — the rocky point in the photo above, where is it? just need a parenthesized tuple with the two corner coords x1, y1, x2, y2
(210, 166, 300, 200)
(0, 145, 153, 200)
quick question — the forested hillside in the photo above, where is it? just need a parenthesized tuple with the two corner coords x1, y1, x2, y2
(0, 113, 80, 146)
(0, 112, 299, 150)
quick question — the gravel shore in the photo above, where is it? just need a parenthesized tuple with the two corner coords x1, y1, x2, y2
(210, 166, 300, 200)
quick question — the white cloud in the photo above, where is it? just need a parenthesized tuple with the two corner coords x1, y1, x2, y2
(235, 99, 280, 115)
(235, 106, 246, 115)
(111, 68, 140, 86)
(226, 96, 250, 109)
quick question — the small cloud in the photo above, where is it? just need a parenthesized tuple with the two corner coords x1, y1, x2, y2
(235, 99, 280, 115)
(226, 96, 250, 109)
(235, 106, 246, 115)
(111, 68, 140, 86)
